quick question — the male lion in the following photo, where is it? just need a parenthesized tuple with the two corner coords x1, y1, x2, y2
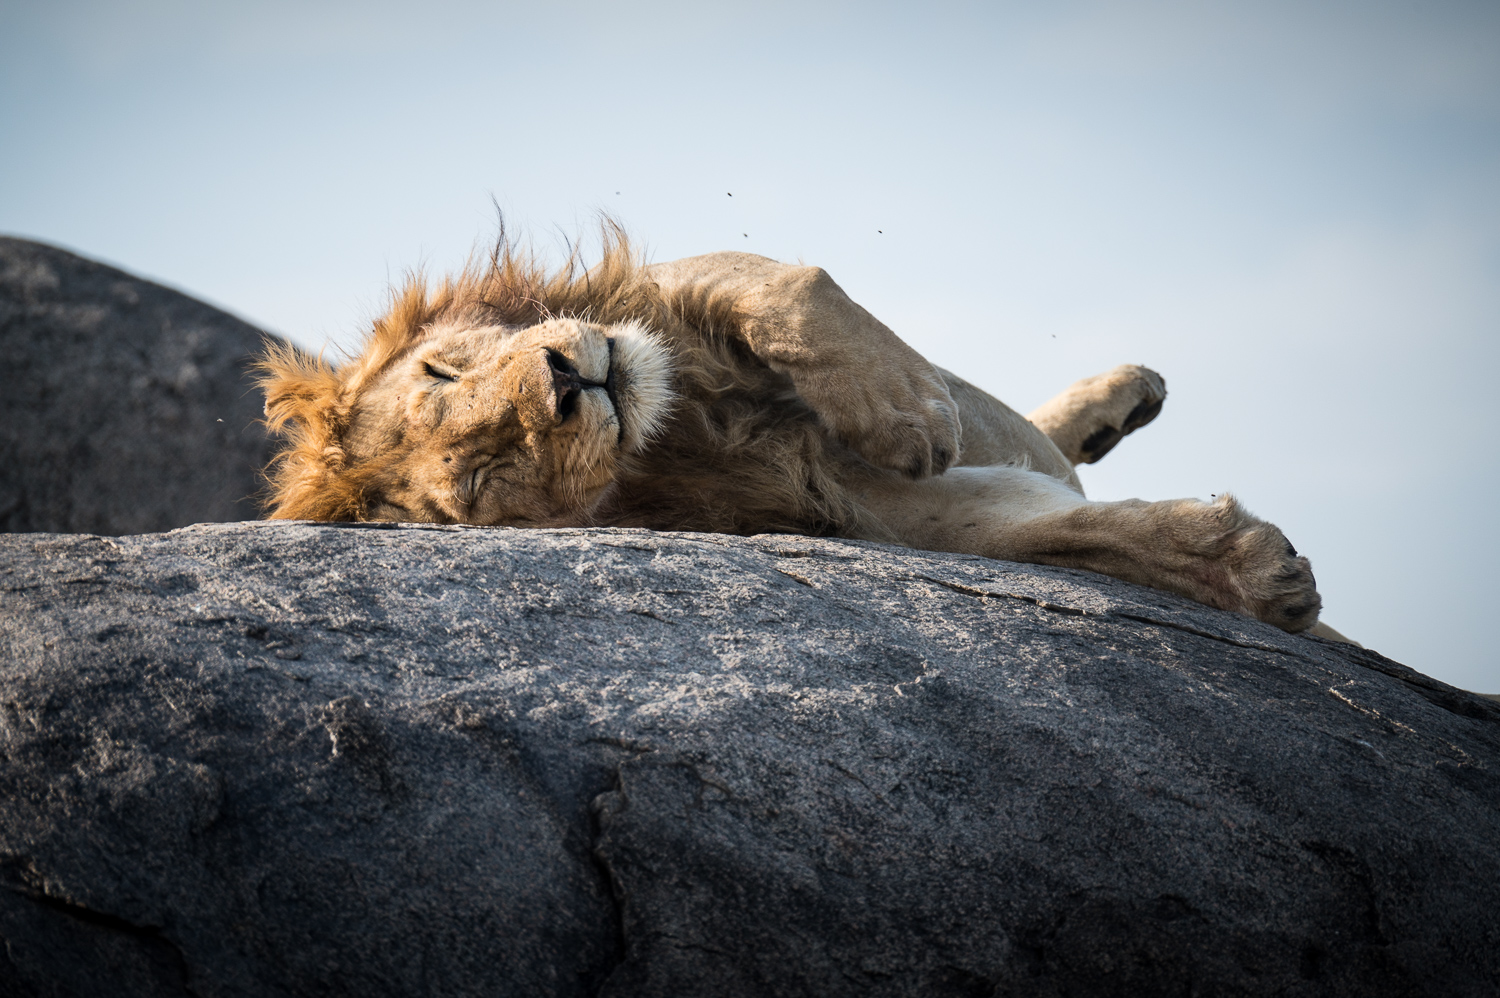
(260, 230, 1327, 635)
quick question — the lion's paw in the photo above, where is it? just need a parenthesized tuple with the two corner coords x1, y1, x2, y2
(1030, 364, 1167, 465)
(792, 362, 961, 478)
(1201, 496, 1321, 632)
(1077, 365, 1166, 463)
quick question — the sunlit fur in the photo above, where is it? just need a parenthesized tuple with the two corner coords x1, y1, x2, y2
(259, 225, 875, 534)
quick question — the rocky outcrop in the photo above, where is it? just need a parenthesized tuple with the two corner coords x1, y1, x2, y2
(0, 238, 280, 534)
(1, 522, 1496, 997)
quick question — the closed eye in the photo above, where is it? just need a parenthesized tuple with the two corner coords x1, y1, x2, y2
(424, 361, 459, 382)
(456, 457, 514, 506)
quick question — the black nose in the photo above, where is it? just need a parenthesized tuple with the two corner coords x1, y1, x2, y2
(546, 349, 581, 419)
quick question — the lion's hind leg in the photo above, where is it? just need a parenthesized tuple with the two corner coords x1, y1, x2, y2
(1027, 364, 1166, 466)
(856, 466, 1321, 632)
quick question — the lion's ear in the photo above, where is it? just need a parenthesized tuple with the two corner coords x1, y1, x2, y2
(256, 341, 366, 520)
(256, 341, 348, 449)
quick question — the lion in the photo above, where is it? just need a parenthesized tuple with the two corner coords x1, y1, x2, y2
(259, 227, 1336, 637)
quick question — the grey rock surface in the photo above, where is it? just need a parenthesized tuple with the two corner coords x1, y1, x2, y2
(1, 522, 1497, 997)
(0, 238, 281, 534)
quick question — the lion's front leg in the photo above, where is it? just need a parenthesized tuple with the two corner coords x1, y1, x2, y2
(853, 466, 1321, 632)
(648, 252, 960, 477)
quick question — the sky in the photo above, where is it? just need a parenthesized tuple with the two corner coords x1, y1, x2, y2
(3, 0, 1497, 690)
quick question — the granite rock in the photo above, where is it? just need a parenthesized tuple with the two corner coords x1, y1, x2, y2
(0, 238, 280, 534)
(1, 522, 1496, 997)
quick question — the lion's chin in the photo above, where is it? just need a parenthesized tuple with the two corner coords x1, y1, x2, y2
(606, 320, 675, 454)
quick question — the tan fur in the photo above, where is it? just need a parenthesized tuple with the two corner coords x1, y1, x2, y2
(259, 228, 1323, 633)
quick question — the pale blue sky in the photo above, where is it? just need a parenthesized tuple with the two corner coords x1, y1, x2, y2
(3, 1, 1497, 689)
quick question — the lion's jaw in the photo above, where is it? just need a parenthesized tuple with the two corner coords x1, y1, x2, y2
(346, 317, 673, 526)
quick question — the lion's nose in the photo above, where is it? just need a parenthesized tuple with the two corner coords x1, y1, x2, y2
(545, 349, 582, 420)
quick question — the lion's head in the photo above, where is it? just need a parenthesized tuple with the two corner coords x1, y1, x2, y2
(258, 232, 675, 525)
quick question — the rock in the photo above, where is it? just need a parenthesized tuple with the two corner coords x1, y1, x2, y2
(0, 522, 1496, 997)
(0, 238, 281, 535)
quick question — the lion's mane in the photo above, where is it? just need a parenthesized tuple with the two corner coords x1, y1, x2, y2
(259, 225, 871, 536)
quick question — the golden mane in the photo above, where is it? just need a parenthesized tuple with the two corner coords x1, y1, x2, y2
(256, 222, 662, 521)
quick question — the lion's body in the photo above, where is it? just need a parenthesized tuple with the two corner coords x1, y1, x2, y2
(259, 233, 1325, 633)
